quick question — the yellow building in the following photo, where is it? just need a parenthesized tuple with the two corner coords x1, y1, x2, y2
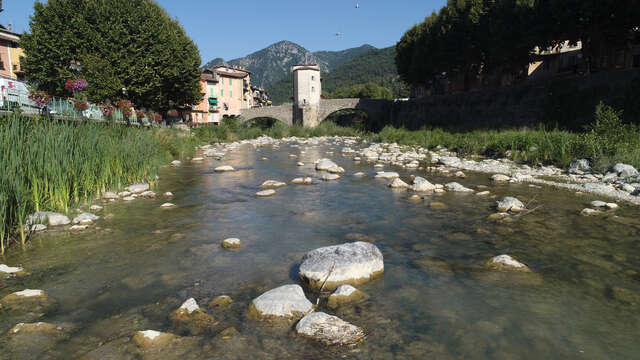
(0, 25, 24, 80)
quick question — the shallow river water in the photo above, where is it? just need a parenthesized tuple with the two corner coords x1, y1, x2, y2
(2, 138, 640, 359)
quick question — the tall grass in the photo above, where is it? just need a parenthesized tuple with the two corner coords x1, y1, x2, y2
(0, 114, 194, 253)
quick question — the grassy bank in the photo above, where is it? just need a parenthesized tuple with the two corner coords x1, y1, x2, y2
(0, 114, 195, 253)
(377, 103, 640, 172)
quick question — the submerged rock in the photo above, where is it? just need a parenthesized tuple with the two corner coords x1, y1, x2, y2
(26, 212, 70, 226)
(327, 285, 367, 309)
(209, 295, 232, 308)
(353, 172, 366, 177)
(581, 208, 601, 216)
(221, 238, 242, 249)
(3, 322, 67, 360)
(90, 204, 103, 211)
(299, 242, 384, 290)
(73, 212, 99, 225)
(127, 183, 150, 194)
(496, 197, 525, 212)
(486, 255, 530, 272)
(0, 289, 55, 318)
(248, 284, 313, 320)
(295, 312, 365, 346)
(132, 330, 177, 349)
(169, 298, 216, 335)
(256, 189, 276, 197)
(214, 165, 235, 172)
(260, 180, 287, 189)
(161, 203, 176, 208)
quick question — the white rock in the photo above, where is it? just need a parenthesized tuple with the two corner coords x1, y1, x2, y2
(118, 191, 132, 197)
(455, 171, 467, 178)
(353, 172, 366, 177)
(411, 177, 436, 192)
(250, 284, 313, 319)
(30, 224, 47, 232)
(164, 192, 174, 197)
(438, 157, 461, 166)
(256, 189, 276, 197)
(102, 192, 118, 200)
(476, 191, 491, 196)
(487, 255, 529, 271)
(295, 312, 365, 346)
(496, 197, 526, 212)
(72, 212, 99, 225)
(581, 208, 601, 216)
(178, 298, 199, 314)
(260, 180, 287, 189)
(161, 203, 176, 208)
(590, 200, 607, 208)
(14, 289, 43, 297)
(613, 163, 638, 178)
(315, 158, 339, 171)
(291, 177, 313, 185)
(26, 212, 70, 226)
(127, 183, 150, 194)
(122, 196, 136, 201)
(444, 182, 474, 192)
(221, 237, 242, 249)
(70, 224, 88, 231)
(322, 174, 340, 181)
(89, 205, 103, 211)
(139, 330, 162, 340)
(606, 203, 619, 210)
(388, 178, 409, 189)
(139, 191, 156, 198)
(491, 174, 511, 182)
(0, 264, 23, 274)
(297, 162, 305, 166)
(374, 172, 399, 180)
(299, 242, 384, 290)
(214, 165, 235, 172)
(191, 157, 204, 162)
(373, 163, 385, 168)
(327, 165, 345, 174)
(171, 160, 182, 167)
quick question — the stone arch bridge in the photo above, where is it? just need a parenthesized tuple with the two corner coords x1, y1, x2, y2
(239, 98, 390, 127)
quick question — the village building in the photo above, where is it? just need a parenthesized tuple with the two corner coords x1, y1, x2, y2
(0, 25, 24, 81)
(292, 64, 321, 126)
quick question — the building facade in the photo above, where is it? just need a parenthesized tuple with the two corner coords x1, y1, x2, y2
(0, 26, 24, 80)
(292, 64, 321, 127)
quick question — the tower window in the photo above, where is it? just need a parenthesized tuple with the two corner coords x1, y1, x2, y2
(312, 86, 315, 92)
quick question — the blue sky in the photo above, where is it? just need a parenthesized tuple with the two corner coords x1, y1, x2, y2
(1, 0, 444, 64)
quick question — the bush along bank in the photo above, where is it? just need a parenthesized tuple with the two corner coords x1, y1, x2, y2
(0, 114, 196, 253)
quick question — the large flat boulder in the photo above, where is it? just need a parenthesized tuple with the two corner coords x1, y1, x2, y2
(248, 284, 313, 320)
(295, 312, 365, 346)
(299, 242, 384, 290)
(127, 183, 150, 194)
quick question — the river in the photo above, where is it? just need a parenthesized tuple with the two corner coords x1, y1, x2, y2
(1, 137, 640, 359)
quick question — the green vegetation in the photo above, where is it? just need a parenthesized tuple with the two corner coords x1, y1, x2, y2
(325, 82, 393, 100)
(0, 114, 195, 253)
(21, 0, 201, 111)
(396, 0, 640, 89)
(267, 47, 409, 105)
(378, 103, 640, 172)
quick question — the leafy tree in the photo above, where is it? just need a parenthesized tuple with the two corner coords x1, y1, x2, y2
(20, 0, 201, 111)
(326, 82, 393, 100)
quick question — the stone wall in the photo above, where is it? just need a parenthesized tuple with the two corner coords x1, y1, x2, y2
(239, 105, 293, 125)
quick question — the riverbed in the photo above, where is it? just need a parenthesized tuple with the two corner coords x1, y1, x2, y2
(2, 137, 640, 359)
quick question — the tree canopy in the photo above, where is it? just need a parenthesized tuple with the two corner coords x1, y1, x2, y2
(396, 0, 640, 89)
(20, 0, 202, 111)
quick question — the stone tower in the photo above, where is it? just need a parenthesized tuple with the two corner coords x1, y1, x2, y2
(292, 65, 321, 127)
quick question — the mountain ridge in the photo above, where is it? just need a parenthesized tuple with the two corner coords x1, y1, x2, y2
(202, 41, 376, 87)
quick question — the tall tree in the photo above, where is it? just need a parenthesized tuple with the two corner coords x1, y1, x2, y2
(20, 0, 202, 110)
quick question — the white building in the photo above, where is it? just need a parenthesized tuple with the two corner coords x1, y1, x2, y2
(292, 64, 321, 126)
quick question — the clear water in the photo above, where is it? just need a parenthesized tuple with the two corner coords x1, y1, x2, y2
(1, 139, 640, 359)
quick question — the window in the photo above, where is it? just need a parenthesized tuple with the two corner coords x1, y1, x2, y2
(312, 86, 315, 92)
(230, 90, 233, 98)
(229, 79, 232, 85)
(221, 89, 224, 97)
(311, 76, 315, 81)
(210, 88, 214, 97)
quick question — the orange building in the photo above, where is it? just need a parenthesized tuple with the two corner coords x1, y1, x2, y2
(189, 66, 252, 125)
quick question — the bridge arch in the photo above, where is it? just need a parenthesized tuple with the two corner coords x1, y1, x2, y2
(239, 105, 293, 126)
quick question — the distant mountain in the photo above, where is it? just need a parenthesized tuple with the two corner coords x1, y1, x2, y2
(202, 41, 376, 88)
(266, 46, 409, 105)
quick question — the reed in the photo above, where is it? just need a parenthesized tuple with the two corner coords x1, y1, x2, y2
(0, 114, 193, 253)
